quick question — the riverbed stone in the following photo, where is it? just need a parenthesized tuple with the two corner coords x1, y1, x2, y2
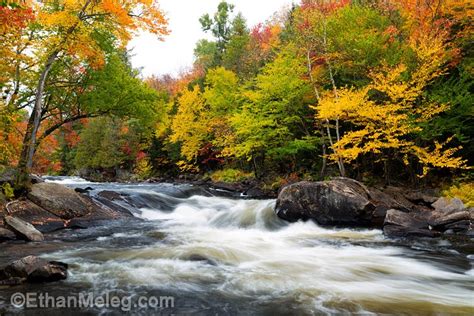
(27, 182, 91, 219)
(4, 216, 44, 242)
(0, 256, 67, 284)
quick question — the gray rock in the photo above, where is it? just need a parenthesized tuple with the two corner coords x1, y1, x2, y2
(27, 182, 91, 219)
(428, 211, 471, 228)
(468, 207, 474, 220)
(383, 224, 441, 238)
(0, 227, 16, 241)
(7, 199, 66, 233)
(274, 178, 472, 239)
(384, 209, 428, 229)
(29, 174, 44, 184)
(275, 178, 375, 226)
(404, 191, 438, 205)
(383, 209, 441, 238)
(0, 168, 16, 184)
(0, 256, 67, 284)
(4, 215, 44, 242)
(432, 197, 465, 214)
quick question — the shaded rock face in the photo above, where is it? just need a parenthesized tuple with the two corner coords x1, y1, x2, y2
(0, 256, 67, 285)
(275, 178, 472, 238)
(4, 216, 44, 242)
(383, 205, 472, 238)
(0, 228, 16, 241)
(7, 199, 66, 233)
(275, 179, 375, 226)
(27, 183, 91, 220)
(383, 209, 441, 238)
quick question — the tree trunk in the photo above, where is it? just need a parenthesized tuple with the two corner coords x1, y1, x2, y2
(16, 51, 58, 188)
(320, 129, 327, 179)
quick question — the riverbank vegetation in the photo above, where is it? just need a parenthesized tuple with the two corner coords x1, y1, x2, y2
(1, 0, 472, 194)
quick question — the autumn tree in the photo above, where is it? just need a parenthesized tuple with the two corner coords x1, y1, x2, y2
(292, 0, 351, 176)
(169, 86, 208, 164)
(169, 67, 239, 169)
(315, 23, 467, 178)
(224, 45, 315, 175)
(9, 0, 167, 187)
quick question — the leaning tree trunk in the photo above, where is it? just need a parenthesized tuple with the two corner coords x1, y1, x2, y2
(16, 52, 58, 189)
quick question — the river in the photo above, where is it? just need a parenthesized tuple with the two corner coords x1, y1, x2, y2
(1, 177, 473, 315)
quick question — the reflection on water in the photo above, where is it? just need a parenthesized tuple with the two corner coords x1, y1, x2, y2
(1, 177, 473, 315)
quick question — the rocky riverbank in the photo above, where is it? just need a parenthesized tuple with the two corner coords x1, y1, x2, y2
(0, 178, 132, 243)
(1, 175, 473, 243)
(275, 178, 474, 238)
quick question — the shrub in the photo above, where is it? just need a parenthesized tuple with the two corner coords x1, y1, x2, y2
(1, 183, 15, 200)
(442, 182, 474, 207)
(210, 169, 254, 183)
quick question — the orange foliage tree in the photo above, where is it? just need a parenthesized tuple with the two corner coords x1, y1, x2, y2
(4, 0, 168, 185)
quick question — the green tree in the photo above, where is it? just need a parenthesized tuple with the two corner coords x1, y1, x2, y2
(74, 117, 125, 170)
(225, 45, 316, 173)
(199, 1, 235, 58)
(194, 39, 220, 70)
(222, 13, 251, 77)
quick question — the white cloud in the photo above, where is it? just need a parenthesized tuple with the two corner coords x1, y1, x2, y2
(128, 0, 295, 77)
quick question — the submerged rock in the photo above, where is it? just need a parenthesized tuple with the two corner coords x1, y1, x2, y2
(0, 255, 67, 285)
(4, 216, 44, 242)
(74, 186, 94, 194)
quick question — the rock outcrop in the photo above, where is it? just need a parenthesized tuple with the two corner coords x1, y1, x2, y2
(27, 182, 91, 219)
(6, 199, 66, 233)
(275, 178, 472, 238)
(0, 256, 67, 285)
(1, 180, 134, 243)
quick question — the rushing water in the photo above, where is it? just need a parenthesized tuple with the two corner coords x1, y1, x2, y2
(1, 177, 473, 315)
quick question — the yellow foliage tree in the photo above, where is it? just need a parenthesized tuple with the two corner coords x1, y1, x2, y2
(169, 86, 208, 163)
(315, 32, 467, 176)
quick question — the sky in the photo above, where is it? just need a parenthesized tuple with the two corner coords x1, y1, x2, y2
(128, 0, 295, 78)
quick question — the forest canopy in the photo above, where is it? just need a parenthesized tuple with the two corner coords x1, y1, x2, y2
(1, 0, 472, 187)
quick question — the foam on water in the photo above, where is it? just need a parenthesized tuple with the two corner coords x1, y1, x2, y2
(39, 177, 474, 314)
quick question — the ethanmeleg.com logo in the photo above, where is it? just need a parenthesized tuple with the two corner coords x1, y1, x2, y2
(9, 292, 175, 311)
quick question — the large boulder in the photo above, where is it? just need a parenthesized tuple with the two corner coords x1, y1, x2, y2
(275, 178, 472, 238)
(275, 178, 375, 226)
(0, 255, 67, 285)
(4, 215, 44, 242)
(7, 199, 66, 233)
(27, 182, 91, 219)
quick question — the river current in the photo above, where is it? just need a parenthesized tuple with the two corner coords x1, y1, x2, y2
(0, 177, 473, 315)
